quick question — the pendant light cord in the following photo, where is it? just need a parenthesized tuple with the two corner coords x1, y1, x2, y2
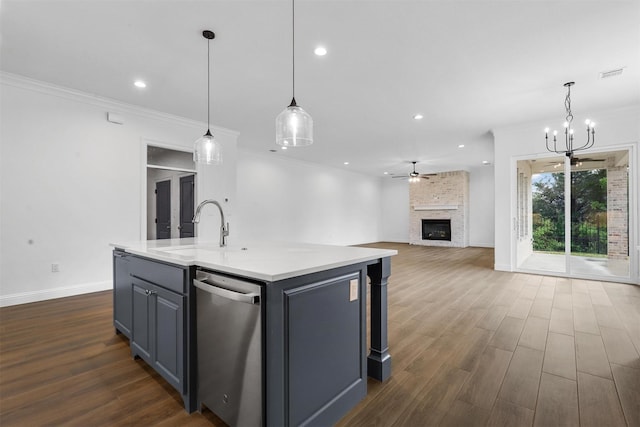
(207, 37, 211, 131)
(292, 0, 295, 101)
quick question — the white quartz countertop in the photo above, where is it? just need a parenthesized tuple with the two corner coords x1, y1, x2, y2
(110, 238, 397, 282)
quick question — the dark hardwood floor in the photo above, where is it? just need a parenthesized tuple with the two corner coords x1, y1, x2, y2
(1, 243, 638, 426)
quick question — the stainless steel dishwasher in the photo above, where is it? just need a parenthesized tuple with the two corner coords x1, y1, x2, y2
(194, 270, 262, 426)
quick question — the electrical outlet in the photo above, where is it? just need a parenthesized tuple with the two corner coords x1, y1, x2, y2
(51, 263, 60, 273)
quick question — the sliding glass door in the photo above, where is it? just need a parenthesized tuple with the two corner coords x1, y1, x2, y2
(516, 149, 633, 282)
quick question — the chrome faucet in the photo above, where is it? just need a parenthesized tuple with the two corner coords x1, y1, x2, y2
(192, 199, 229, 247)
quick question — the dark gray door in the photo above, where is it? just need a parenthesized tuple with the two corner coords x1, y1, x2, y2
(156, 180, 171, 239)
(179, 175, 195, 238)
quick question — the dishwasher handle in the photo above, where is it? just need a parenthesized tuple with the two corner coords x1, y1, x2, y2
(194, 279, 260, 305)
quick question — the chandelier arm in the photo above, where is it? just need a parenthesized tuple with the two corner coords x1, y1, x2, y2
(547, 135, 565, 156)
(571, 131, 595, 152)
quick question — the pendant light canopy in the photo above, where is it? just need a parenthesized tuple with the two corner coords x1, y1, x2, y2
(194, 30, 222, 165)
(276, 0, 313, 147)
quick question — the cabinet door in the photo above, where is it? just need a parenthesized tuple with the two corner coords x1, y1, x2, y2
(153, 286, 185, 392)
(113, 252, 132, 338)
(131, 280, 153, 362)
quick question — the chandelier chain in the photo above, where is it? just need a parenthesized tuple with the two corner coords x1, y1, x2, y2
(564, 84, 573, 126)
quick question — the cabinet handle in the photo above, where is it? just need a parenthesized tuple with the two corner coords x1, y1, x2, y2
(144, 289, 157, 296)
(193, 279, 260, 304)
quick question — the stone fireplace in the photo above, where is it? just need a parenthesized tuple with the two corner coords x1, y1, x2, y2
(409, 170, 469, 248)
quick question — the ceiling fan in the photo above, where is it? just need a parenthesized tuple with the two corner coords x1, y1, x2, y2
(391, 161, 435, 180)
(544, 156, 606, 168)
(569, 156, 605, 166)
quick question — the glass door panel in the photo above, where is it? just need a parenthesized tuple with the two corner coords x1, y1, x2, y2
(516, 156, 567, 273)
(569, 150, 630, 279)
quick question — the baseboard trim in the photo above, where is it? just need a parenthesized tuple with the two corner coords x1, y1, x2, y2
(0, 281, 112, 307)
(470, 242, 495, 248)
(494, 263, 512, 272)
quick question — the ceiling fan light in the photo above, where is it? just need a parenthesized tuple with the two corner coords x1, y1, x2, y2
(275, 102, 313, 146)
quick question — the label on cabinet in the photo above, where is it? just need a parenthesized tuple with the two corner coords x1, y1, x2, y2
(349, 279, 358, 302)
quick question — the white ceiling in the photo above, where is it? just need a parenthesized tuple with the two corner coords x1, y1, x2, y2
(2, 1, 638, 177)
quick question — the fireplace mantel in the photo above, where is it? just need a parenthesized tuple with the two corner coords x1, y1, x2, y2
(413, 205, 458, 211)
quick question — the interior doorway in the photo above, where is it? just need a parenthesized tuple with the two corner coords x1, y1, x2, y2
(516, 148, 635, 282)
(146, 145, 197, 240)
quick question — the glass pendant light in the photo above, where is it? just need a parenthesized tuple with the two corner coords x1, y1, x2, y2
(194, 30, 222, 165)
(276, 0, 313, 147)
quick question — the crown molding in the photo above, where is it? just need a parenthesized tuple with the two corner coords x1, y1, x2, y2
(0, 71, 240, 138)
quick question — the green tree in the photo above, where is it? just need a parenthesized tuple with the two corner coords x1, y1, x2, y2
(532, 168, 607, 254)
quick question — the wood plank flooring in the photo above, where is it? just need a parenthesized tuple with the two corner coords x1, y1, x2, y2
(1, 243, 639, 426)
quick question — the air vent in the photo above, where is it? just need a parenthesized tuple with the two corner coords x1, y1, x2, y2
(599, 68, 625, 79)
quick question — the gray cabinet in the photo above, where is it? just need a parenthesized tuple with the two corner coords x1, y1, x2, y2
(113, 250, 132, 338)
(131, 277, 185, 392)
(113, 251, 196, 413)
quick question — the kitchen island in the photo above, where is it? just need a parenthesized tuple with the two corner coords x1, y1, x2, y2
(111, 238, 396, 426)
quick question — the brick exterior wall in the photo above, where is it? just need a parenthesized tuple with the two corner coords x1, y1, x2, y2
(607, 164, 628, 259)
(409, 171, 470, 247)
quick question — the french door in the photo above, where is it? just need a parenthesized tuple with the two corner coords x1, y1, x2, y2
(516, 148, 635, 282)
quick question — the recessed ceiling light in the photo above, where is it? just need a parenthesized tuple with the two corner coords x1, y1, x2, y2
(134, 80, 147, 88)
(413, 114, 424, 120)
(482, 160, 490, 165)
(458, 144, 465, 148)
(383, 172, 388, 175)
(344, 162, 349, 165)
(281, 146, 288, 150)
(314, 47, 327, 56)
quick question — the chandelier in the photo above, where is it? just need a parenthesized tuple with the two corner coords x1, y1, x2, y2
(544, 82, 595, 159)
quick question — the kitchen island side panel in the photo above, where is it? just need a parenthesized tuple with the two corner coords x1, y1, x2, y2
(264, 263, 369, 427)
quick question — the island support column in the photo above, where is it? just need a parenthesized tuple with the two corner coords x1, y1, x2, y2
(367, 257, 392, 381)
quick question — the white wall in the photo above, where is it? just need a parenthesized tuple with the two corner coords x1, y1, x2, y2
(234, 149, 382, 246)
(468, 165, 496, 247)
(380, 179, 409, 242)
(493, 105, 640, 276)
(0, 73, 238, 306)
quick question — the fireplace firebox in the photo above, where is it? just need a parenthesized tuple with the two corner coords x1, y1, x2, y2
(422, 219, 452, 241)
